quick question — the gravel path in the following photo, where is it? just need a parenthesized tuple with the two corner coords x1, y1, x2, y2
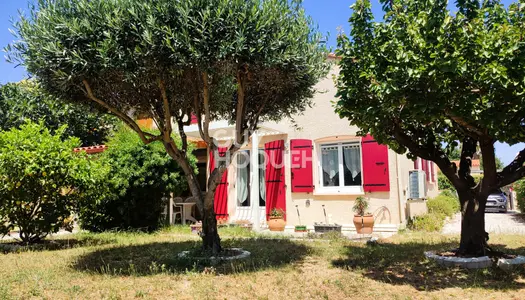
(442, 211, 525, 235)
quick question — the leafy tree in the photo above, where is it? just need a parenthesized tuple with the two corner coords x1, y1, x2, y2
(0, 122, 100, 244)
(78, 126, 192, 232)
(9, 0, 329, 253)
(0, 81, 116, 146)
(336, 0, 525, 256)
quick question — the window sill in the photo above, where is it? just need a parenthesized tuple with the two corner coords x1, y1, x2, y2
(313, 187, 364, 196)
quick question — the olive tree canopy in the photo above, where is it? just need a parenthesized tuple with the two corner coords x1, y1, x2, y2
(9, 0, 329, 252)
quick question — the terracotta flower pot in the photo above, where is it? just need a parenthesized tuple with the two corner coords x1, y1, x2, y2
(268, 217, 286, 231)
(353, 214, 374, 234)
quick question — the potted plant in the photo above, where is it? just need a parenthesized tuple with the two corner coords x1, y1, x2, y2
(353, 196, 374, 234)
(268, 208, 286, 231)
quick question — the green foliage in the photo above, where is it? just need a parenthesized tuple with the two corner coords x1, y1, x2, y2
(335, 0, 525, 181)
(9, 0, 329, 128)
(438, 172, 454, 191)
(0, 82, 116, 146)
(407, 213, 444, 232)
(408, 192, 460, 232)
(269, 208, 285, 218)
(77, 126, 192, 232)
(514, 179, 525, 213)
(0, 122, 99, 243)
(352, 196, 369, 216)
(427, 194, 460, 218)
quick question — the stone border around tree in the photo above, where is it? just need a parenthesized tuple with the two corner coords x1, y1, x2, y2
(177, 248, 251, 262)
(425, 251, 525, 269)
(425, 251, 492, 269)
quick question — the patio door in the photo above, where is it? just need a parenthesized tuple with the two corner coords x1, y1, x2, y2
(235, 150, 266, 223)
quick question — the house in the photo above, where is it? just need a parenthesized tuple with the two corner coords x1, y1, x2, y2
(178, 56, 439, 234)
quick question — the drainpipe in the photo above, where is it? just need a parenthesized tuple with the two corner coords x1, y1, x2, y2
(250, 130, 260, 231)
(395, 153, 406, 226)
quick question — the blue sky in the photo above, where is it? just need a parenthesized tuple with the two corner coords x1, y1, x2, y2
(0, 0, 523, 165)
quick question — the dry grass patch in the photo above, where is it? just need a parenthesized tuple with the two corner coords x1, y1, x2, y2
(1, 228, 525, 299)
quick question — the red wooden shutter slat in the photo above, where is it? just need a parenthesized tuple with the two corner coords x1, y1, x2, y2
(361, 135, 390, 192)
(265, 140, 286, 220)
(422, 159, 430, 182)
(430, 161, 435, 182)
(290, 139, 314, 193)
(414, 159, 418, 169)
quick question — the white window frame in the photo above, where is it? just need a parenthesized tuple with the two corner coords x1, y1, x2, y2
(316, 140, 364, 195)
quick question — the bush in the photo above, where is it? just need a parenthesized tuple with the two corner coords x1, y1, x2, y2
(427, 194, 460, 217)
(0, 122, 98, 243)
(408, 192, 460, 232)
(515, 179, 525, 213)
(77, 126, 192, 232)
(407, 213, 445, 232)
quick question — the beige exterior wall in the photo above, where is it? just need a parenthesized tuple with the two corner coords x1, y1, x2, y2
(221, 61, 426, 231)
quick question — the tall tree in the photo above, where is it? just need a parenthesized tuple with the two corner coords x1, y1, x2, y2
(9, 0, 329, 253)
(0, 81, 115, 146)
(336, 0, 525, 256)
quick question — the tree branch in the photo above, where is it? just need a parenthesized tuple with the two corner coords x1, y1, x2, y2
(158, 79, 173, 135)
(82, 79, 161, 144)
(235, 68, 247, 146)
(201, 72, 212, 145)
(497, 147, 525, 187)
(391, 121, 464, 188)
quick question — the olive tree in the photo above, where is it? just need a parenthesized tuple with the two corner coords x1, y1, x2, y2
(336, 0, 525, 256)
(10, 0, 329, 253)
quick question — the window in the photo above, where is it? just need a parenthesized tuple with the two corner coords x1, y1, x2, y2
(319, 141, 362, 192)
(236, 150, 266, 207)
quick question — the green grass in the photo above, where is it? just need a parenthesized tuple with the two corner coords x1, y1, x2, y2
(1, 228, 525, 299)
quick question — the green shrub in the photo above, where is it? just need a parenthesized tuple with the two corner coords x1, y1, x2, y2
(0, 122, 98, 243)
(408, 192, 460, 232)
(427, 194, 460, 217)
(407, 213, 445, 232)
(77, 126, 193, 232)
(515, 179, 525, 213)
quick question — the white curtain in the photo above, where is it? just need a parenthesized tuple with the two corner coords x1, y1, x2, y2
(343, 145, 361, 184)
(258, 150, 266, 206)
(237, 152, 249, 205)
(321, 146, 339, 186)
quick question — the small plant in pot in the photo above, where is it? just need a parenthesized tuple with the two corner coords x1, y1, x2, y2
(268, 208, 286, 231)
(353, 196, 374, 234)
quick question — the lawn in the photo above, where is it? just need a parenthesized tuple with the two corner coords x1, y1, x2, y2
(1, 228, 525, 299)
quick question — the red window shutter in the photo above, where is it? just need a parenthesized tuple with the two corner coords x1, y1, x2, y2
(290, 139, 314, 193)
(361, 135, 390, 192)
(265, 140, 286, 220)
(414, 159, 419, 169)
(422, 159, 430, 182)
(430, 161, 435, 182)
(208, 147, 229, 220)
(190, 114, 198, 124)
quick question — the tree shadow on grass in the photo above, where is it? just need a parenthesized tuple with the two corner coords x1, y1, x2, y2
(0, 236, 117, 254)
(72, 238, 310, 276)
(332, 240, 525, 291)
(509, 213, 525, 225)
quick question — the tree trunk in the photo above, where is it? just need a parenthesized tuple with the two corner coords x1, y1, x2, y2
(458, 191, 489, 256)
(201, 191, 221, 254)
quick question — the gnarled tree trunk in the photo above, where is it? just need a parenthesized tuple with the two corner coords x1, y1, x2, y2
(201, 191, 221, 254)
(458, 190, 489, 256)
